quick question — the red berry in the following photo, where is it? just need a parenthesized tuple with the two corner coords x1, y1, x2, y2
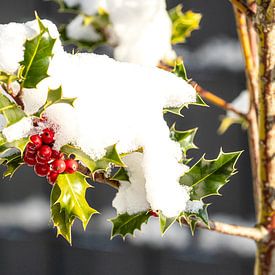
(47, 172, 59, 185)
(34, 163, 50, 177)
(65, 159, 78, 174)
(36, 154, 50, 164)
(41, 128, 55, 144)
(26, 142, 37, 153)
(51, 150, 64, 160)
(30, 135, 42, 149)
(25, 149, 36, 158)
(38, 145, 52, 159)
(24, 155, 36, 166)
(51, 159, 66, 174)
(149, 210, 158, 217)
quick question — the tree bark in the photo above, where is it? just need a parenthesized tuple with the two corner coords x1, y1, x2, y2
(254, 0, 275, 274)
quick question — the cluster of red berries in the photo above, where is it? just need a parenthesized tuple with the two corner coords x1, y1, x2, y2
(23, 128, 78, 185)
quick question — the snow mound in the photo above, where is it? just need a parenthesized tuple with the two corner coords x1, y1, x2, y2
(65, 0, 175, 66)
(0, 19, 200, 217)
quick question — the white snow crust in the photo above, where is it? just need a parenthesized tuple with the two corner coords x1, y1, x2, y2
(65, 0, 175, 66)
(0, 19, 201, 217)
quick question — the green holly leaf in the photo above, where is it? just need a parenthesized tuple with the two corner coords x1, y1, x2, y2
(110, 211, 151, 239)
(59, 24, 106, 52)
(0, 136, 29, 156)
(159, 211, 177, 235)
(170, 62, 208, 111)
(34, 87, 76, 117)
(0, 93, 26, 127)
(181, 204, 209, 235)
(20, 14, 56, 88)
(2, 155, 23, 178)
(50, 184, 74, 244)
(218, 116, 248, 135)
(169, 4, 201, 44)
(61, 144, 125, 174)
(173, 61, 189, 81)
(180, 150, 242, 200)
(163, 105, 185, 117)
(111, 167, 129, 181)
(50, 172, 98, 244)
(170, 124, 198, 161)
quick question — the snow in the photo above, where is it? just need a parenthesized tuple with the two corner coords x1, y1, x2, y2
(185, 200, 204, 213)
(0, 19, 62, 74)
(2, 117, 33, 142)
(64, 0, 175, 66)
(66, 15, 101, 42)
(112, 153, 150, 215)
(0, 19, 198, 218)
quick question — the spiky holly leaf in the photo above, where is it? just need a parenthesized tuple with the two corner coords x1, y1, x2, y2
(166, 62, 207, 116)
(50, 172, 98, 244)
(163, 106, 185, 117)
(181, 204, 209, 235)
(159, 211, 177, 235)
(173, 61, 189, 81)
(0, 93, 26, 127)
(2, 155, 23, 178)
(0, 136, 28, 156)
(169, 4, 201, 44)
(20, 14, 56, 88)
(170, 124, 198, 161)
(34, 87, 76, 117)
(111, 167, 129, 181)
(61, 144, 125, 174)
(50, 184, 74, 243)
(59, 24, 106, 52)
(180, 150, 242, 200)
(218, 116, 248, 135)
(110, 211, 151, 239)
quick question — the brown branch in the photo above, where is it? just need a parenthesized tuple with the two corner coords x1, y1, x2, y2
(77, 162, 120, 189)
(191, 81, 248, 119)
(230, 0, 256, 20)
(181, 217, 268, 242)
(233, 6, 260, 219)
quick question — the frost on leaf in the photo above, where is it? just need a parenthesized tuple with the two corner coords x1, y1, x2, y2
(110, 211, 151, 239)
(181, 204, 209, 235)
(50, 172, 98, 244)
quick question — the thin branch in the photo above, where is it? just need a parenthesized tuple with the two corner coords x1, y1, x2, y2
(77, 162, 120, 189)
(190, 81, 248, 119)
(233, 6, 260, 218)
(230, 0, 256, 20)
(181, 217, 268, 242)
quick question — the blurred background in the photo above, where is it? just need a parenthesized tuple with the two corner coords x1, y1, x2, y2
(0, 0, 255, 274)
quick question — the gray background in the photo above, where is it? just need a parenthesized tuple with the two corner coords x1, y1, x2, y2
(0, 0, 255, 274)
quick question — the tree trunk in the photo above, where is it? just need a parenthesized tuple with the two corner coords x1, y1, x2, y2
(255, 0, 275, 274)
